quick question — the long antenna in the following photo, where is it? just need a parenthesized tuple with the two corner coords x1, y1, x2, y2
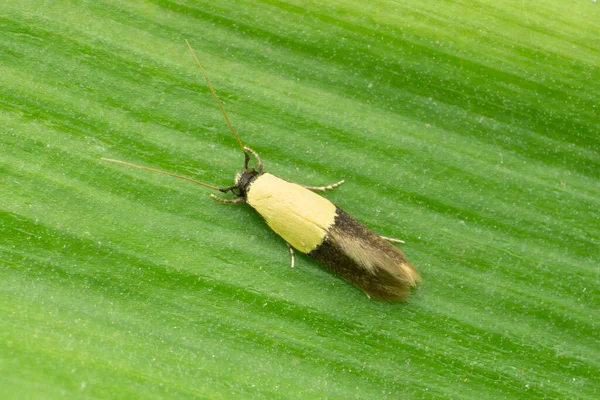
(101, 158, 223, 191)
(185, 39, 246, 155)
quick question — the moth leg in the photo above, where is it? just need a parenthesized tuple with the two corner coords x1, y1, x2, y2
(244, 146, 264, 174)
(210, 194, 246, 204)
(380, 235, 405, 244)
(302, 179, 345, 192)
(286, 242, 295, 269)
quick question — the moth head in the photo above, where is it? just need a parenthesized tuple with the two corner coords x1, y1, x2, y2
(231, 147, 264, 197)
(234, 169, 260, 197)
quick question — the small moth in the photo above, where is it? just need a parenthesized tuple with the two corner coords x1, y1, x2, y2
(103, 40, 421, 301)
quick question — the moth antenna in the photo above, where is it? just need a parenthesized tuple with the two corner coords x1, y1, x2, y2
(185, 39, 247, 160)
(101, 158, 225, 192)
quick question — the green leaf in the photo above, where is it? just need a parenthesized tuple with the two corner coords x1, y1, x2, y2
(2, 0, 598, 398)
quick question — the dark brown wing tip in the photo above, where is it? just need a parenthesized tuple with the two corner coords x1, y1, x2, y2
(367, 284, 416, 302)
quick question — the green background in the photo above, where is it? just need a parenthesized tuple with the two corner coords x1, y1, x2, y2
(2, 0, 598, 398)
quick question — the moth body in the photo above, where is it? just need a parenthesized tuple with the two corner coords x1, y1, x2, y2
(237, 169, 421, 301)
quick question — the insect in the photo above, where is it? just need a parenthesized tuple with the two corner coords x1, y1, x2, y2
(102, 40, 421, 301)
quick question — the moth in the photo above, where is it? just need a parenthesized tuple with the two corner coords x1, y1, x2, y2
(103, 40, 421, 301)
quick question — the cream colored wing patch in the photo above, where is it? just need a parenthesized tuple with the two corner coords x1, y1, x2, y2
(246, 173, 336, 253)
(329, 227, 421, 286)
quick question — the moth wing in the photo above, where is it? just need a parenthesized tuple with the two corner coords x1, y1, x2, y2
(309, 208, 421, 301)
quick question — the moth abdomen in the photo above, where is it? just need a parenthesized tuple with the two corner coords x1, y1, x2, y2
(309, 208, 421, 301)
